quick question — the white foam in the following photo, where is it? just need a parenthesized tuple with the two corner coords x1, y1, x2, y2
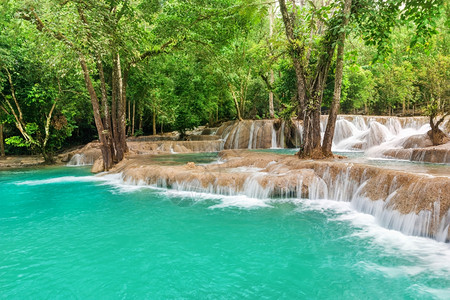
(67, 154, 95, 166)
(293, 198, 450, 278)
(14, 176, 106, 186)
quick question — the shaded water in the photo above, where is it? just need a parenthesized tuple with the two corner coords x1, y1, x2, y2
(1, 167, 450, 299)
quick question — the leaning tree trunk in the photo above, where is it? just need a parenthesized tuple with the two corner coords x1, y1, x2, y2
(79, 57, 113, 170)
(322, 0, 352, 157)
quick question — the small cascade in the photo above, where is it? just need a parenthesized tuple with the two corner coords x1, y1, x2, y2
(353, 115, 367, 131)
(232, 123, 242, 149)
(333, 119, 358, 145)
(271, 124, 278, 149)
(248, 122, 255, 149)
(295, 120, 303, 147)
(386, 118, 402, 135)
(366, 121, 392, 148)
(67, 154, 95, 166)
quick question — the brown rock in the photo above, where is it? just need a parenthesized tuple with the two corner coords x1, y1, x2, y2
(91, 158, 105, 173)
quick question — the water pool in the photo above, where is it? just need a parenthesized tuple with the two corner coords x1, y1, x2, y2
(1, 167, 449, 299)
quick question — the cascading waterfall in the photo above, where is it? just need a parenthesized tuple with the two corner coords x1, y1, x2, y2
(271, 124, 278, 149)
(67, 154, 95, 166)
(211, 115, 448, 161)
(232, 123, 242, 149)
(248, 122, 255, 149)
(118, 153, 450, 242)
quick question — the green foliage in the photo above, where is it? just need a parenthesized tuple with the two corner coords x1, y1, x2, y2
(0, 0, 447, 158)
(279, 104, 296, 121)
(341, 64, 375, 113)
(5, 135, 28, 147)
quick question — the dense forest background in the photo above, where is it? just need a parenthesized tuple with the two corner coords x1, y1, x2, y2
(0, 0, 448, 159)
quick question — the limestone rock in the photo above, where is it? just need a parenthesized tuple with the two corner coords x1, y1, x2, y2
(400, 134, 432, 149)
(91, 158, 104, 173)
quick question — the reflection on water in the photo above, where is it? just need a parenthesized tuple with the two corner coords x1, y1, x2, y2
(146, 149, 450, 176)
(149, 152, 220, 166)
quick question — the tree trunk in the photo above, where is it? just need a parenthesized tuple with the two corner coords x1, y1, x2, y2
(121, 67, 129, 153)
(127, 99, 131, 135)
(79, 57, 113, 170)
(322, 0, 352, 157)
(41, 146, 54, 164)
(299, 32, 336, 158)
(152, 106, 157, 135)
(278, 0, 307, 119)
(111, 56, 120, 161)
(229, 84, 243, 121)
(115, 52, 127, 161)
(132, 100, 135, 136)
(96, 58, 115, 163)
(269, 73, 275, 118)
(0, 123, 5, 158)
(402, 98, 405, 116)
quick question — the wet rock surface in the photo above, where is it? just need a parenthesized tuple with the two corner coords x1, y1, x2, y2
(382, 142, 450, 164)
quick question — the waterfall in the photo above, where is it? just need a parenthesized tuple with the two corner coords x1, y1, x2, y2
(67, 154, 95, 166)
(233, 123, 242, 149)
(119, 155, 450, 242)
(353, 115, 367, 131)
(248, 122, 255, 149)
(333, 119, 358, 145)
(386, 117, 402, 135)
(271, 124, 277, 149)
(296, 121, 303, 147)
(216, 116, 448, 162)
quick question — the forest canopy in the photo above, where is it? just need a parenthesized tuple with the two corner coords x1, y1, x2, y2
(0, 0, 448, 163)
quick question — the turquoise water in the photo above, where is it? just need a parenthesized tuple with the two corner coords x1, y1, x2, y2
(1, 167, 450, 299)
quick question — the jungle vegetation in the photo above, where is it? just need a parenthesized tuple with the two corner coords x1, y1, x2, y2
(0, 0, 448, 165)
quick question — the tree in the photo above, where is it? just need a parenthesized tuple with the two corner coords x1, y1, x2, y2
(278, 0, 443, 158)
(322, 0, 352, 156)
(0, 3, 76, 162)
(419, 55, 450, 145)
(279, 0, 352, 157)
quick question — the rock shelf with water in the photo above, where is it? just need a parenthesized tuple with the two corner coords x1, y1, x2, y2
(66, 115, 450, 167)
(109, 150, 450, 243)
